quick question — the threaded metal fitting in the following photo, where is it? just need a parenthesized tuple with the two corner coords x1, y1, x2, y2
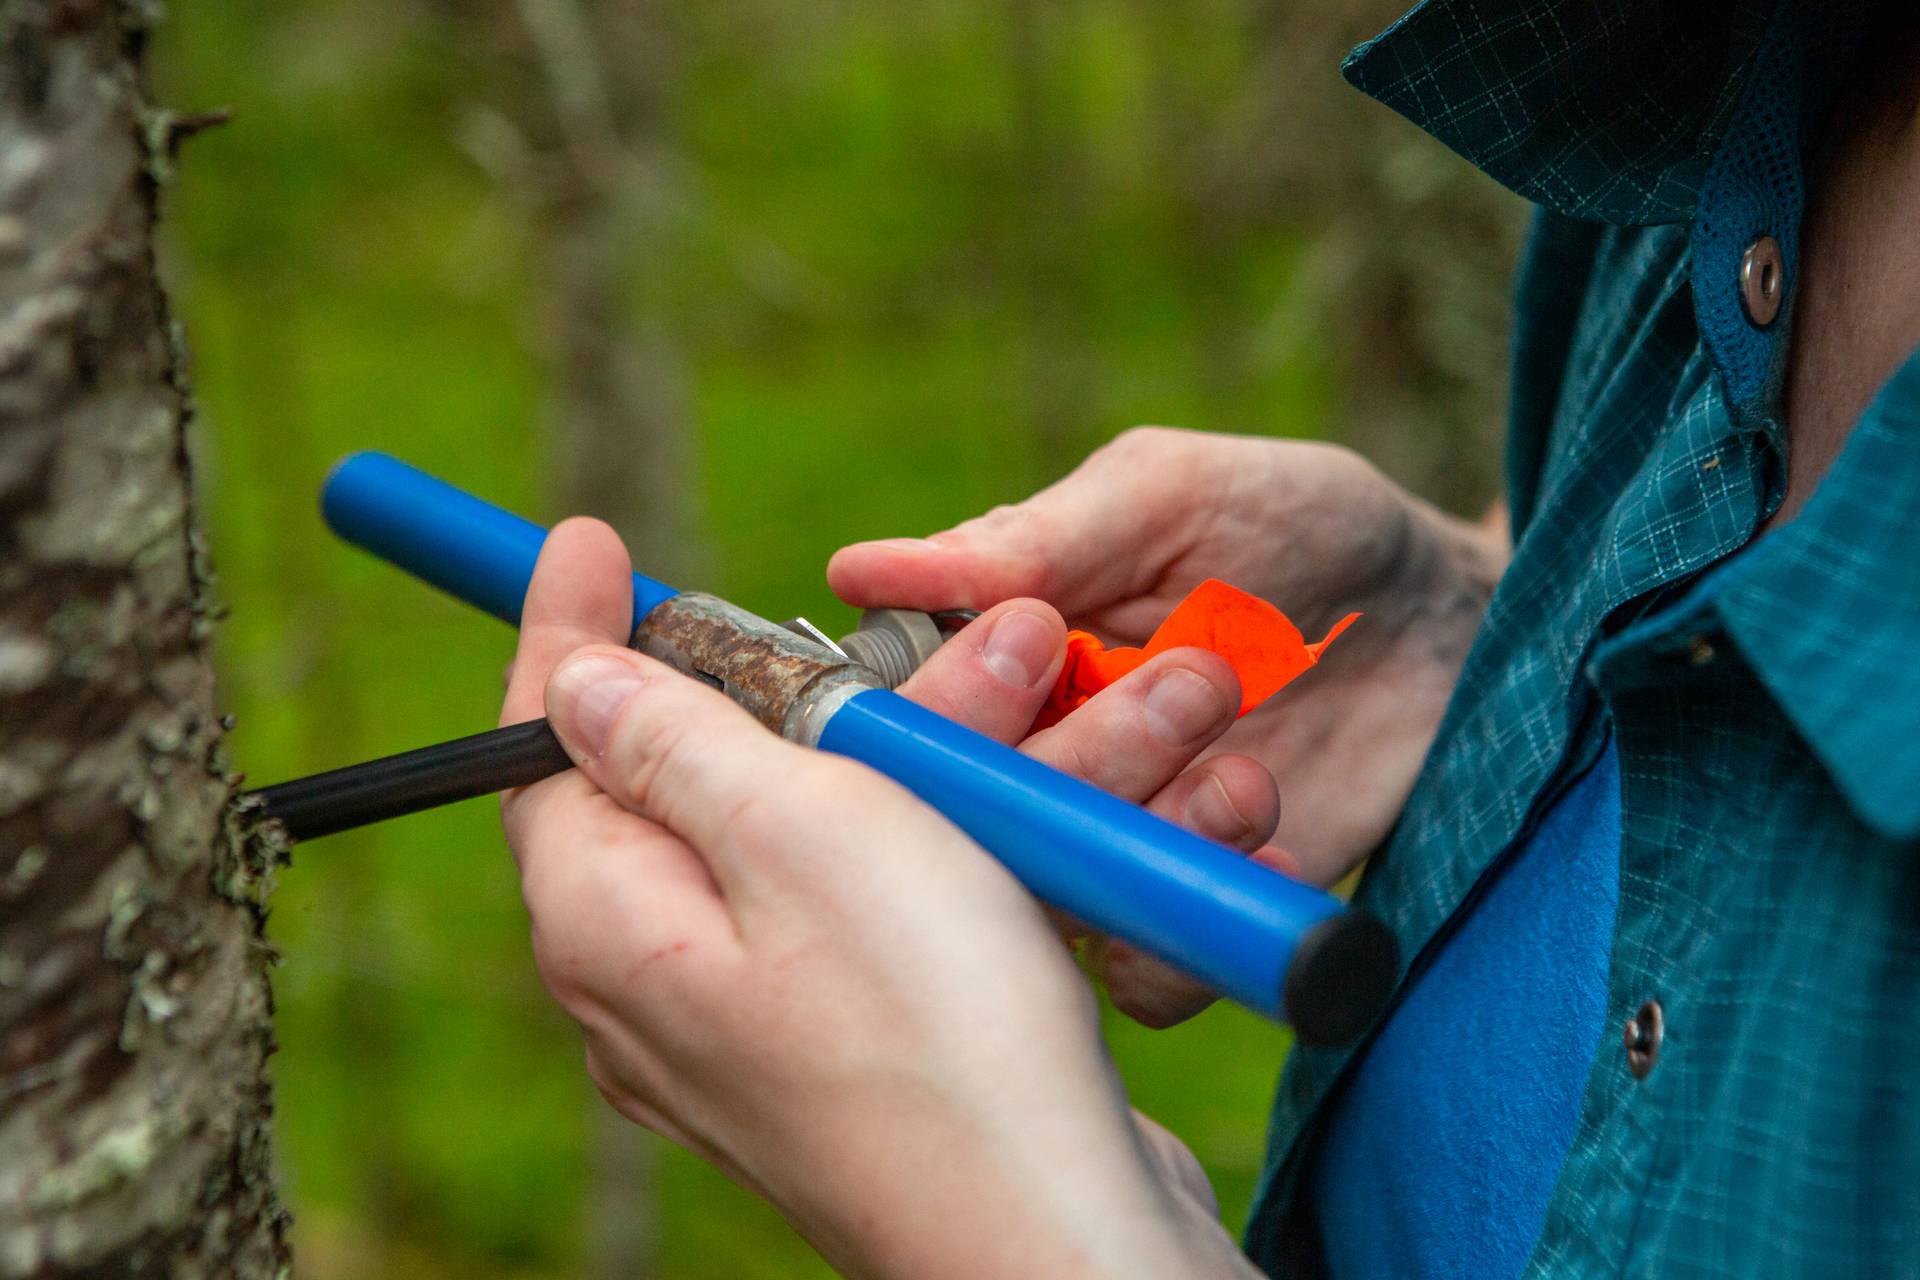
(836, 608, 945, 689)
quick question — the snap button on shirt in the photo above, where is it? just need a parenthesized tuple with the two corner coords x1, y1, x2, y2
(1624, 999, 1664, 1079)
(1741, 235, 1785, 327)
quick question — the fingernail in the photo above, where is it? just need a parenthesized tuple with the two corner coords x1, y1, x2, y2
(1184, 775, 1251, 843)
(981, 609, 1054, 688)
(1142, 669, 1229, 746)
(549, 653, 649, 756)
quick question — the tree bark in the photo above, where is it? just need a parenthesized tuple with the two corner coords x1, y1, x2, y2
(0, 3, 288, 1276)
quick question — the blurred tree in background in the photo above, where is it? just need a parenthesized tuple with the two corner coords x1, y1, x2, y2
(154, 0, 1522, 1275)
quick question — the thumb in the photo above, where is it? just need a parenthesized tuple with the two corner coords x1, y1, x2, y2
(544, 645, 800, 884)
(827, 429, 1197, 616)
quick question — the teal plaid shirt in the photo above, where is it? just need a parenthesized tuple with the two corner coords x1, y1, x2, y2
(1246, 2, 1920, 1275)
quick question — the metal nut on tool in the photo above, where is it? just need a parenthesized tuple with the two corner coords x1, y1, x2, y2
(837, 608, 945, 689)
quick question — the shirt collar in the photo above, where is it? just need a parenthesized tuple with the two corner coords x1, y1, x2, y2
(1354, 0, 1920, 839)
(1344, 0, 1812, 226)
(1706, 351, 1920, 841)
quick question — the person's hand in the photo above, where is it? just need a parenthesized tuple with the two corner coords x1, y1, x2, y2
(832, 428, 1507, 1019)
(882, 590, 1286, 1028)
(501, 519, 1260, 1280)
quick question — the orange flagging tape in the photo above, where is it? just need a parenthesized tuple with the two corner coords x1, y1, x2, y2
(1039, 579, 1358, 729)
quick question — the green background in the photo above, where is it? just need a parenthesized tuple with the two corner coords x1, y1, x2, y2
(156, 2, 1519, 1274)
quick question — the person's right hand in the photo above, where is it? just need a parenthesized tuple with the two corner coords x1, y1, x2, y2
(831, 428, 1507, 1021)
(502, 520, 1262, 1280)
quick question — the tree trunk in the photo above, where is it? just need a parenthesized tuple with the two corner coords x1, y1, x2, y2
(0, 4, 288, 1276)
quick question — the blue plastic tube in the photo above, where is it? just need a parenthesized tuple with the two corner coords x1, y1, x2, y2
(319, 452, 1396, 1040)
(322, 451, 679, 632)
(817, 688, 1349, 1020)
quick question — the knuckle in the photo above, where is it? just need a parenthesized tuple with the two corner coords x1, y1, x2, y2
(1103, 945, 1209, 1029)
(582, 1044, 624, 1103)
(954, 500, 1050, 553)
(603, 695, 697, 815)
(597, 678, 819, 845)
(1288, 439, 1377, 496)
(1095, 426, 1197, 481)
(1110, 983, 1186, 1031)
(529, 920, 599, 1020)
(518, 858, 567, 928)
(1045, 731, 1099, 784)
(1107, 424, 1178, 456)
(1156, 645, 1239, 697)
(583, 1046, 660, 1130)
(1113, 990, 1182, 1028)
(704, 779, 780, 848)
(677, 736, 809, 844)
(1091, 428, 1207, 522)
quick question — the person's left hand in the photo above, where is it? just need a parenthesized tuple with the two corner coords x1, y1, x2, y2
(886, 587, 1287, 1028)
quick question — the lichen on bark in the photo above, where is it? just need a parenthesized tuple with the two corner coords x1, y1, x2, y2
(0, 2, 290, 1275)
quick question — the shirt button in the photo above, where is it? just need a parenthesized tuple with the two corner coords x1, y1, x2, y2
(1623, 999, 1664, 1079)
(1740, 235, 1784, 327)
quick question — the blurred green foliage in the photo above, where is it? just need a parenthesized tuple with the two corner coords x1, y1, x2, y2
(155, 1, 1519, 1275)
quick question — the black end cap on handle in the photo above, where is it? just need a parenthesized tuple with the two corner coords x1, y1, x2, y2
(1282, 912, 1399, 1047)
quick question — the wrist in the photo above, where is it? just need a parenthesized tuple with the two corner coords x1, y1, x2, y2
(776, 1090, 1253, 1280)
